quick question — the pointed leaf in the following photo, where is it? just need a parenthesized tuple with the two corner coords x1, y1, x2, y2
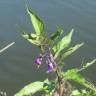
(52, 28, 74, 58)
(62, 43, 84, 59)
(71, 90, 81, 96)
(61, 69, 86, 84)
(71, 89, 96, 96)
(50, 26, 63, 41)
(22, 32, 50, 46)
(15, 81, 43, 96)
(27, 7, 45, 36)
(22, 32, 40, 45)
(61, 69, 96, 91)
(79, 59, 96, 72)
(43, 81, 55, 93)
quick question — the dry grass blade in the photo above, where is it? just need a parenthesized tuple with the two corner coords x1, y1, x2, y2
(0, 42, 15, 54)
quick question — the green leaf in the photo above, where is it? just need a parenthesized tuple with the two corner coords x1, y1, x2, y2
(27, 7, 45, 36)
(62, 43, 84, 59)
(22, 32, 51, 46)
(79, 59, 96, 72)
(71, 89, 96, 96)
(14, 81, 43, 96)
(43, 80, 56, 96)
(61, 69, 85, 84)
(52, 28, 74, 58)
(22, 32, 40, 45)
(50, 26, 63, 41)
(61, 69, 96, 92)
(71, 89, 81, 96)
(43, 81, 55, 93)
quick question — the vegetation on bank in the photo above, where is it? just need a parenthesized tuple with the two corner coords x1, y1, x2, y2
(1, 7, 95, 96)
(15, 7, 96, 96)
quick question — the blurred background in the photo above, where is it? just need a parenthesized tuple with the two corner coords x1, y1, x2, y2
(0, 0, 96, 95)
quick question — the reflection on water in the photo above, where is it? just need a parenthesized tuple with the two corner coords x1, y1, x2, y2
(0, 0, 96, 95)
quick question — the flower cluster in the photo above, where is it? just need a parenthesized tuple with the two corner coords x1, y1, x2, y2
(35, 48, 56, 73)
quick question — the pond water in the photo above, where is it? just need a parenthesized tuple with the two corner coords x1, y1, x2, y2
(0, 0, 96, 95)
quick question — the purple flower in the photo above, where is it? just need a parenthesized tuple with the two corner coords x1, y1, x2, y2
(35, 56, 42, 65)
(47, 62, 54, 73)
(48, 48, 56, 65)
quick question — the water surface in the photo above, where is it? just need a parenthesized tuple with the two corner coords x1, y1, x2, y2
(0, 0, 96, 95)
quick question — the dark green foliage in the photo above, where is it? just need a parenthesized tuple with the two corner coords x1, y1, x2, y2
(15, 7, 96, 96)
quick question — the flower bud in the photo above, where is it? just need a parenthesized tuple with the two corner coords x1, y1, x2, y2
(35, 56, 42, 65)
(47, 62, 54, 73)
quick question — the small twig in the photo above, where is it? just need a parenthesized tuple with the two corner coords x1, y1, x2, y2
(0, 42, 15, 54)
(78, 59, 96, 72)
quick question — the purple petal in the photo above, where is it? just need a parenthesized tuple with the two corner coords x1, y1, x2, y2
(47, 52, 54, 64)
(47, 62, 54, 73)
(35, 56, 42, 65)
